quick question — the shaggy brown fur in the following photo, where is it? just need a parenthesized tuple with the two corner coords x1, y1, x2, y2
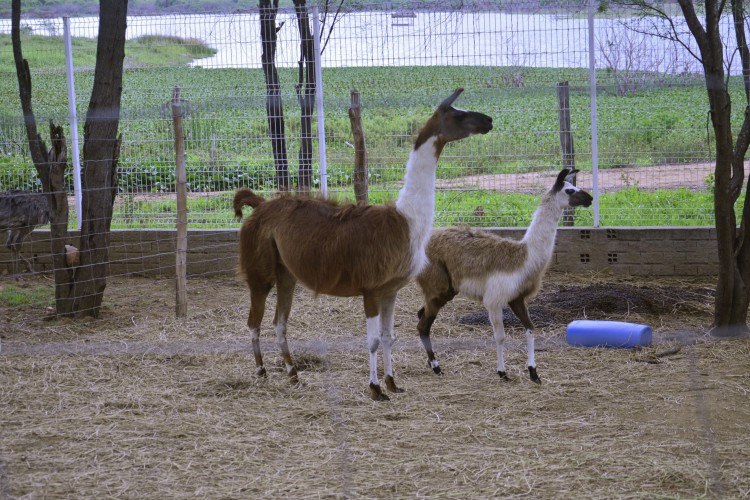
(234, 193, 412, 300)
(233, 88, 493, 401)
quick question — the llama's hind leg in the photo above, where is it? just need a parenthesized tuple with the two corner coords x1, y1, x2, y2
(508, 297, 541, 384)
(247, 285, 272, 377)
(379, 294, 404, 394)
(417, 296, 451, 374)
(274, 268, 299, 384)
(416, 272, 455, 375)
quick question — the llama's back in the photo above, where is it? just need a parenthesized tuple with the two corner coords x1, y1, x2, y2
(426, 227, 528, 277)
(239, 195, 414, 296)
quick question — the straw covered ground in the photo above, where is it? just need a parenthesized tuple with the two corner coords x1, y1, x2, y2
(1, 272, 749, 498)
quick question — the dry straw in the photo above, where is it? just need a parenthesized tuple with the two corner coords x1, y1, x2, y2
(1, 273, 748, 498)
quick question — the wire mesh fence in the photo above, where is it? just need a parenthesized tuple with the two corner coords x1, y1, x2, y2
(2, 7, 747, 496)
(0, 0, 727, 232)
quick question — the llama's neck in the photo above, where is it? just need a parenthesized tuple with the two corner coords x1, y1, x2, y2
(396, 136, 439, 277)
(521, 193, 562, 270)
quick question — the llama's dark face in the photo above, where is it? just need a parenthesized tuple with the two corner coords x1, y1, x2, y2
(415, 88, 493, 151)
(552, 168, 593, 208)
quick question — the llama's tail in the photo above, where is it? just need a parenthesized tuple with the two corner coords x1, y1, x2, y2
(233, 188, 266, 220)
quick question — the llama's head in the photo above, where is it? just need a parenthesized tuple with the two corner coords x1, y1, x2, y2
(415, 88, 493, 154)
(551, 168, 593, 208)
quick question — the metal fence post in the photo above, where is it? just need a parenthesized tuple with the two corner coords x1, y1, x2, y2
(63, 17, 82, 229)
(588, 0, 600, 227)
(312, 5, 328, 197)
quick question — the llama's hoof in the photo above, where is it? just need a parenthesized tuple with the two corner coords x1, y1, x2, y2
(529, 367, 542, 385)
(287, 366, 299, 384)
(256, 367, 267, 377)
(384, 375, 405, 394)
(369, 383, 390, 401)
(497, 371, 511, 381)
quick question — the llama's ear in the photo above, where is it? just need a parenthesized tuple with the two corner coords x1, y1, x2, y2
(553, 168, 571, 191)
(440, 88, 465, 109)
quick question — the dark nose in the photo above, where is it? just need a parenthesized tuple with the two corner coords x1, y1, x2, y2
(582, 192, 593, 207)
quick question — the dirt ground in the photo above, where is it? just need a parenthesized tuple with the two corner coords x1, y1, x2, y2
(437, 163, 715, 193)
(1, 271, 749, 498)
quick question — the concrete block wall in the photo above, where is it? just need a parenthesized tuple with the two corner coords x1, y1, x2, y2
(0, 227, 718, 278)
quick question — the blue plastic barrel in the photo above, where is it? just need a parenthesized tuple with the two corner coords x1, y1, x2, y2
(566, 320, 652, 348)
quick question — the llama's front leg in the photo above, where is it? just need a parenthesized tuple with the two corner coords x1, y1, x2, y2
(364, 294, 388, 401)
(488, 307, 510, 381)
(525, 329, 541, 384)
(380, 294, 404, 394)
(367, 315, 388, 401)
(509, 297, 541, 384)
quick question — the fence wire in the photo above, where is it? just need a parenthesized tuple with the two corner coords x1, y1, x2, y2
(0, 0, 727, 231)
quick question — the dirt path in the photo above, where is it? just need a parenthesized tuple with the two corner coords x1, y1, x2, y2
(438, 163, 715, 193)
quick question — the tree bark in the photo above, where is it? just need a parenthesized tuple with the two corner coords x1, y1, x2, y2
(12, 0, 76, 315)
(260, 0, 290, 192)
(71, 0, 128, 318)
(676, 0, 750, 334)
(294, 0, 316, 192)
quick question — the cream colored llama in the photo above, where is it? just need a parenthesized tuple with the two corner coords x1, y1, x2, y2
(416, 168, 592, 384)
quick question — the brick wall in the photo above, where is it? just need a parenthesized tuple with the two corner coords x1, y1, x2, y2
(0, 227, 718, 278)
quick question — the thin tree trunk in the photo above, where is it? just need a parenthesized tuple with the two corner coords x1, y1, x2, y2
(260, 0, 290, 192)
(674, 0, 750, 334)
(294, 0, 315, 192)
(12, 0, 75, 315)
(71, 0, 128, 318)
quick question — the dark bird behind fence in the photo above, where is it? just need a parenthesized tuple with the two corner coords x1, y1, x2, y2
(0, 190, 50, 274)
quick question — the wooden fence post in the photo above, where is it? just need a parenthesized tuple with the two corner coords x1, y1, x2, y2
(348, 89, 368, 204)
(557, 81, 576, 226)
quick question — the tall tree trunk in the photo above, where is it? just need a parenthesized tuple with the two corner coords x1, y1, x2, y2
(294, 0, 316, 192)
(12, 0, 76, 315)
(677, 0, 750, 334)
(71, 0, 128, 318)
(260, 0, 290, 192)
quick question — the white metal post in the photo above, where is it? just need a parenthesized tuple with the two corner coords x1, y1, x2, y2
(312, 6, 328, 197)
(63, 17, 82, 229)
(588, 2, 600, 227)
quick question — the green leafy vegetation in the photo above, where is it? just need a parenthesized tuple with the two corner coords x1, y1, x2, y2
(0, 29, 734, 227)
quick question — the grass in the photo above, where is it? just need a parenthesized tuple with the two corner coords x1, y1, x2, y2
(0, 283, 54, 307)
(106, 186, 726, 229)
(0, 29, 738, 227)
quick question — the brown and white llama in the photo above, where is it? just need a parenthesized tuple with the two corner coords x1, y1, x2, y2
(233, 88, 493, 401)
(416, 168, 593, 384)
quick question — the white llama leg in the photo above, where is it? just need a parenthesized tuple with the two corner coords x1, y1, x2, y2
(525, 328, 542, 384)
(525, 328, 536, 369)
(379, 295, 404, 394)
(489, 308, 510, 381)
(367, 315, 381, 385)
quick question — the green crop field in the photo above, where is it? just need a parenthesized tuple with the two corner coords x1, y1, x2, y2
(0, 29, 740, 227)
